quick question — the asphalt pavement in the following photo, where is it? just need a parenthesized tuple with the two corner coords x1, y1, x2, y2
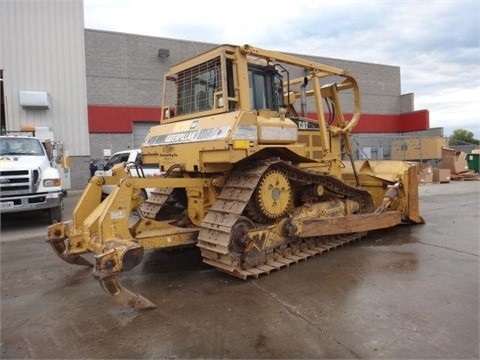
(1, 181, 479, 359)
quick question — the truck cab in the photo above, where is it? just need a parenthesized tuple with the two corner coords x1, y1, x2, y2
(0, 135, 63, 223)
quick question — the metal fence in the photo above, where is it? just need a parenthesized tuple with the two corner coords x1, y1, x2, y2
(446, 139, 479, 155)
(349, 134, 479, 162)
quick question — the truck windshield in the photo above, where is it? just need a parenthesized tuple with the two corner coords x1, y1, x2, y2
(0, 138, 45, 156)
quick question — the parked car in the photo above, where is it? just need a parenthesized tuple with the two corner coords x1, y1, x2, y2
(94, 149, 161, 198)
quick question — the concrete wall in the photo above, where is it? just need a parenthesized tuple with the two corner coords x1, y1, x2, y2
(85, 30, 215, 107)
(89, 133, 135, 161)
(400, 93, 415, 113)
(69, 156, 92, 190)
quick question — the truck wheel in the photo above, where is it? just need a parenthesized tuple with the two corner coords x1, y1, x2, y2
(49, 205, 63, 224)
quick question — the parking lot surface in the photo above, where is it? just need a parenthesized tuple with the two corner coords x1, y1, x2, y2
(1, 181, 479, 359)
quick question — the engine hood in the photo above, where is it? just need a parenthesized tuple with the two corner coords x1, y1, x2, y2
(0, 155, 50, 170)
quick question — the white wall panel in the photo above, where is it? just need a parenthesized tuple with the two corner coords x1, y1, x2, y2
(0, 0, 89, 155)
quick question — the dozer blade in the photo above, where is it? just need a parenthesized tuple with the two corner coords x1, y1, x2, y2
(98, 275, 157, 310)
(342, 160, 425, 224)
(404, 165, 425, 224)
(285, 210, 402, 238)
(49, 239, 92, 267)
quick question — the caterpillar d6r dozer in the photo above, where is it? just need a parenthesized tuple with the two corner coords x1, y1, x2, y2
(46, 44, 424, 309)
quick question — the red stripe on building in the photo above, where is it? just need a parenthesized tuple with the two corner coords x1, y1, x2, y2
(353, 110, 429, 133)
(88, 105, 429, 134)
(308, 109, 429, 133)
(88, 105, 162, 133)
(398, 110, 430, 132)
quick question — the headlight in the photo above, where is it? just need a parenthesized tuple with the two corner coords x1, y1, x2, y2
(43, 178, 62, 187)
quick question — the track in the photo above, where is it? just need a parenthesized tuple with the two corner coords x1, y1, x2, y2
(196, 158, 374, 279)
(138, 186, 175, 219)
(201, 231, 367, 279)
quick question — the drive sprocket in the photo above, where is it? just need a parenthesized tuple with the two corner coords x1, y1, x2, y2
(246, 169, 292, 223)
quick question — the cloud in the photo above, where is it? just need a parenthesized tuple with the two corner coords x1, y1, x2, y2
(84, 0, 480, 139)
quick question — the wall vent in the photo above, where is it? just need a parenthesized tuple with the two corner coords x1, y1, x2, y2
(19, 91, 50, 108)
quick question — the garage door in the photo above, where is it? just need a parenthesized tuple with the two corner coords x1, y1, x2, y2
(133, 122, 157, 148)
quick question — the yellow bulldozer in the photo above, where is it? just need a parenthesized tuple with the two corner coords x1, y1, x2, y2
(47, 44, 423, 309)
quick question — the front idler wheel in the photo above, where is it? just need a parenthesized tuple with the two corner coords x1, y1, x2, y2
(228, 216, 255, 255)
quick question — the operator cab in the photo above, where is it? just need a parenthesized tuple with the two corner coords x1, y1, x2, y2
(161, 45, 287, 122)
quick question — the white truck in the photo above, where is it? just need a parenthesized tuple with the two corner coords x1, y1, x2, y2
(32, 126, 71, 194)
(94, 149, 162, 199)
(0, 131, 64, 223)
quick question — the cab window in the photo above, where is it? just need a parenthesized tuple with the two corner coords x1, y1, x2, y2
(104, 153, 130, 170)
(248, 65, 283, 111)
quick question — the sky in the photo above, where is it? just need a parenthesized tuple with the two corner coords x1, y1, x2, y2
(84, 0, 480, 139)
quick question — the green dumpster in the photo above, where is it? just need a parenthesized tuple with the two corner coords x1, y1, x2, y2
(466, 153, 480, 173)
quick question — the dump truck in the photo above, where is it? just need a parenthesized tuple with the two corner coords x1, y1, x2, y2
(46, 44, 424, 309)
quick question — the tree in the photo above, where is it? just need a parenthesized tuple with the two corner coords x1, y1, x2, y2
(449, 129, 480, 145)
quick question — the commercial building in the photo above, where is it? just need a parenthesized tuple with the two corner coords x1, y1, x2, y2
(1, 0, 433, 189)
